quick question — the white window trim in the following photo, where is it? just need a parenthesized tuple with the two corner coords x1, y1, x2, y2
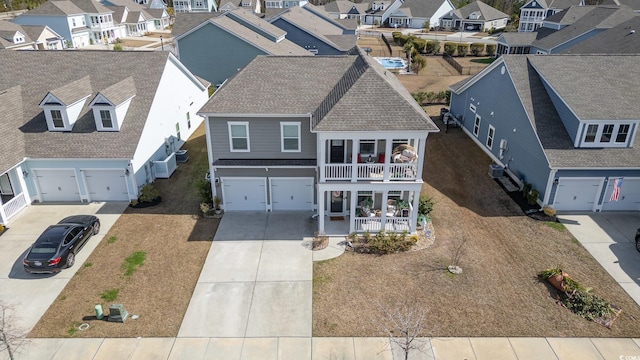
(228, 121, 250, 152)
(469, 104, 476, 113)
(99, 109, 113, 128)
(580, 122, 635, 148)
(486, 125, 495, 149)
(280, 121, 301, 152)
(473, 114, 481, 137)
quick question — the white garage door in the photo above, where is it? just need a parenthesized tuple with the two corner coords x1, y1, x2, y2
(602, 178, 640, 211)
(270, 177, 314, 210)
(222, 177, 266, 211)
(34, 169, 81, 202)
(83, 169, 129, 201)
(553, 178, 602, 211)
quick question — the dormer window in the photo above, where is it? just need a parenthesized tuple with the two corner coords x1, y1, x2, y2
(39, 76, 92, 132)
(89, 77, 136, 132)
(100, 110, 113, 128)
(581, 122, 635, 148)
(51, 110, 64, 128)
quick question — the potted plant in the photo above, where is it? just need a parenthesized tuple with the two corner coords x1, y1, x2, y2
(213, 196, 222, 215)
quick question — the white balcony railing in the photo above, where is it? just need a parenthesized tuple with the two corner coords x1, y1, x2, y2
(3, 192, 27, 220)
(323, 163, 417, 181)
(354, 217, 411, 232)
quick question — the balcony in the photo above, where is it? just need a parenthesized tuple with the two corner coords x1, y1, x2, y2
(324, 163, 417, 181)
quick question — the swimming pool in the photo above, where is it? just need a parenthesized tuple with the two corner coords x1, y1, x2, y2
(374, 57, 407, 69)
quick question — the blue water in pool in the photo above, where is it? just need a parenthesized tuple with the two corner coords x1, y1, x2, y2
(375, 57, 407, 69)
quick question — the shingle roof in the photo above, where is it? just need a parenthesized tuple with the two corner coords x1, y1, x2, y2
(172, 12, 217, 37)
(601, 0, 640, 11)
(199, 52, 438, 132)
(97, 76, 136, 105)
(543, 5, 593, 24)
(0, 21, 33, 48)
(532, 5, 636, 50)
(48, 76, 93, 105)
(226, 8, 287, 40)
(497, 32, 538, 46)
(561, 16, 640, 54)
(20, 0, 85, 16)
(324, 0, 369, 14)
(453, 0, 509, 21)
(0, 86, 26, 173)
(504, 54, 640, 168)
(399, 0, 449, 19)
(0, 51, 176, 173)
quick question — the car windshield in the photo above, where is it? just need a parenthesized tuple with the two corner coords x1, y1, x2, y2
(31, 243, 58, 254)
(32, 227, 65, 254)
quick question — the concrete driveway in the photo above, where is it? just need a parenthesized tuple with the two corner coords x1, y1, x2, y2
(178, 212, 314, 341)
(560, 212, 640, 307)
(0, 202, 127, 333)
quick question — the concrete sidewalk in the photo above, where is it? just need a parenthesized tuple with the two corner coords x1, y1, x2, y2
(4, 336, 640, 359)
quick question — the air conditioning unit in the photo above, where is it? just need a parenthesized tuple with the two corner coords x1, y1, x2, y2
(488, 164, 504, 178)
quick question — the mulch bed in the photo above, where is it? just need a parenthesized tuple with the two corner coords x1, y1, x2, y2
(493, 177, 557, 222)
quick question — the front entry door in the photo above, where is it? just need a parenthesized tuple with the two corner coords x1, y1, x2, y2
(330, 140, 344, 163)
(331, 191, 344, 213)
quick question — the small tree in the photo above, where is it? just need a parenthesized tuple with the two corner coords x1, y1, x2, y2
(0, 302, 28, 360)
(422, 21, 430, 33)
(412, 54, 426, 74)
(456, 43, 469, 57)
(412, 91, 428, 105)
(425, 40, 440, 54)
(443, 42, 457, 56)
(486, 44, 496, 56)
(470, 43, 485, 56)
(411, 38, 426, 53)
(376, 298, 431, 360)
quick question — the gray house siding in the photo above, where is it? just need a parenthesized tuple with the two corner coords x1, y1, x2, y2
(538, 77, 580, 143)
(450, 64, 551, 197)
(176, 23, 268, 85)
(13, 15, 72, 41)
(271, 18, 345, 55)
(209, 116, 316, 161)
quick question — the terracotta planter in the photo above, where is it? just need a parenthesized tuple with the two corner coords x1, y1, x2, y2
(547, 272, 569, 292)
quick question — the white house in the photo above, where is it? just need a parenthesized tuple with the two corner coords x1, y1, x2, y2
(518, 0, 584, 32)
(0, 20, 65, 50)
(0, 51, 210, 226)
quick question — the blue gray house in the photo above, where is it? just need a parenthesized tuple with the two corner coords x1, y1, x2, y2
(449, 54, 640, 212)
(173, 9, 311, 85)
(268, 5, 358, 55)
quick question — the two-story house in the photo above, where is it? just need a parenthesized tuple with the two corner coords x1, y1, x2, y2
(173, 9, 311, 85)
(518, 0, 584, 32)
(323, 0, 370, 23)
(102, 0, 171, 35)
(0, 20, 65, 50)
(448, 54, 640, 212)
(387, 0, 455, 29)
(12, 0, 127, 47)
(173, 0, 218, 13)
(264, 0, 308, 10)
(0, 51, 210, 226)
(219, 0, 261, 14)
(439, 0, 509, 31)
(198, 51, 439, 235)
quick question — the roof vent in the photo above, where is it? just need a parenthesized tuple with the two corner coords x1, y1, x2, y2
(630, 30, 636, 34)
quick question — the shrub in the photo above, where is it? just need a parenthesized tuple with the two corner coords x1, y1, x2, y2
(527, 189, 539, 205)
(412, 91, 428, 105)
(0, 224, 4, 233)
(368, 230, 413, 254)
(418, 195, 435, 217)
(486, 44, 496, 56)
(411, 38, 426, 53)
(443, 42, 457, 55)
(543, 206, 556, 217)
(113, 43, 123, 51)
(196, 178, 213, 204)
(470, 43, 485, 56)
(425, 40, 440, 54)
(392, 31, 403, 44)
(412, 54, 426, 74)
(138, 184, 160, 202)
(562, 291, 616, 321)
(456, 43, 469, 57)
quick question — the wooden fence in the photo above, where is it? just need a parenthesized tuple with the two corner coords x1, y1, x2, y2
(442, 54, 484, 75)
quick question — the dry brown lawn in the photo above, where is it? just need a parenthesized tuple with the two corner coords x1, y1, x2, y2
(313, 120, 640, 338)
(29, 124, 218, 338)
(120, 39, 155, 48)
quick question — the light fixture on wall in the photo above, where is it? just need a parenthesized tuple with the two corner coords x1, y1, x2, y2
(125, 169, 130, 176)
(22, 170, 28, 177)
(553, 178, 559, 185)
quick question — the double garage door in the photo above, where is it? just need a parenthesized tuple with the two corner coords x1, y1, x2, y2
(222, 177, 313, 211)
(34, 169, 129, 202)
(553, 177, 640, 211)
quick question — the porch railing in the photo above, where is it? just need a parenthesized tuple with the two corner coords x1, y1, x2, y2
(323, 163, 417, 181)
(3, 192, 27, 220)
(354, 216, 411, 232)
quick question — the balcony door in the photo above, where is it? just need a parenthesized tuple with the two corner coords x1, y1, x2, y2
(330, 140, 344, 163)
(330, 191, 344, 213)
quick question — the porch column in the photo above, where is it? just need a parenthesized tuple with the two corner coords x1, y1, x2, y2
(319, 134, 326, 182)
(351, 138, 359, 182)
(383, 137, 392, 181)
(349, 190, 357, 233)
(318, 189, 325, 234)
(381, 190, 388, 231)
(411, 190, 420, 234)
(414, 137, 424, 179)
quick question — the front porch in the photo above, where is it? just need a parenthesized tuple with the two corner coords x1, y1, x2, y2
(0, 168, 29, 225)
(317, 183, 422, 235)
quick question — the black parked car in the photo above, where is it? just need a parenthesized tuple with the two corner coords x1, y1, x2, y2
(636, 228, 640, 252)
(23, 215, 100, 274)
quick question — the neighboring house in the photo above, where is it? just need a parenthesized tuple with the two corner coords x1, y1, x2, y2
(173, 0, 217, 13)
(448, 54, 640, 212)
(102, 0, 171, 35)
(264, 0, 308, 10)
(439, 0, 509, 31)
(518, 0, 584, 32)
(0, 51, 210, 225)
(387, 0, 455, 28)
(173, 9, 311, 85)
(0, 20, 64, 49)
(323, 0, 370, 23)
(12, 0, 127, 47)
(268, 5, 358, 54)
(529, 5, 635, 54)
(561, 16, 640, 53)
(219, 0, 261, 14)
(198, 51, 439, 235)
(495, 32, 537, 56)
(602, 0, 640, 12)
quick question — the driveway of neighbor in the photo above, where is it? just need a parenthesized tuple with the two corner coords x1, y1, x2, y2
(560, 212, 640, 307)
(178, 211, 315, 339)
(0, 202, 127, 332)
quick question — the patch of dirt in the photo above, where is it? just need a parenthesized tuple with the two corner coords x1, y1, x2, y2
(312, 121, 640, 337)
(28, 123, 219, 338)
(120, 39, 155, 48)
